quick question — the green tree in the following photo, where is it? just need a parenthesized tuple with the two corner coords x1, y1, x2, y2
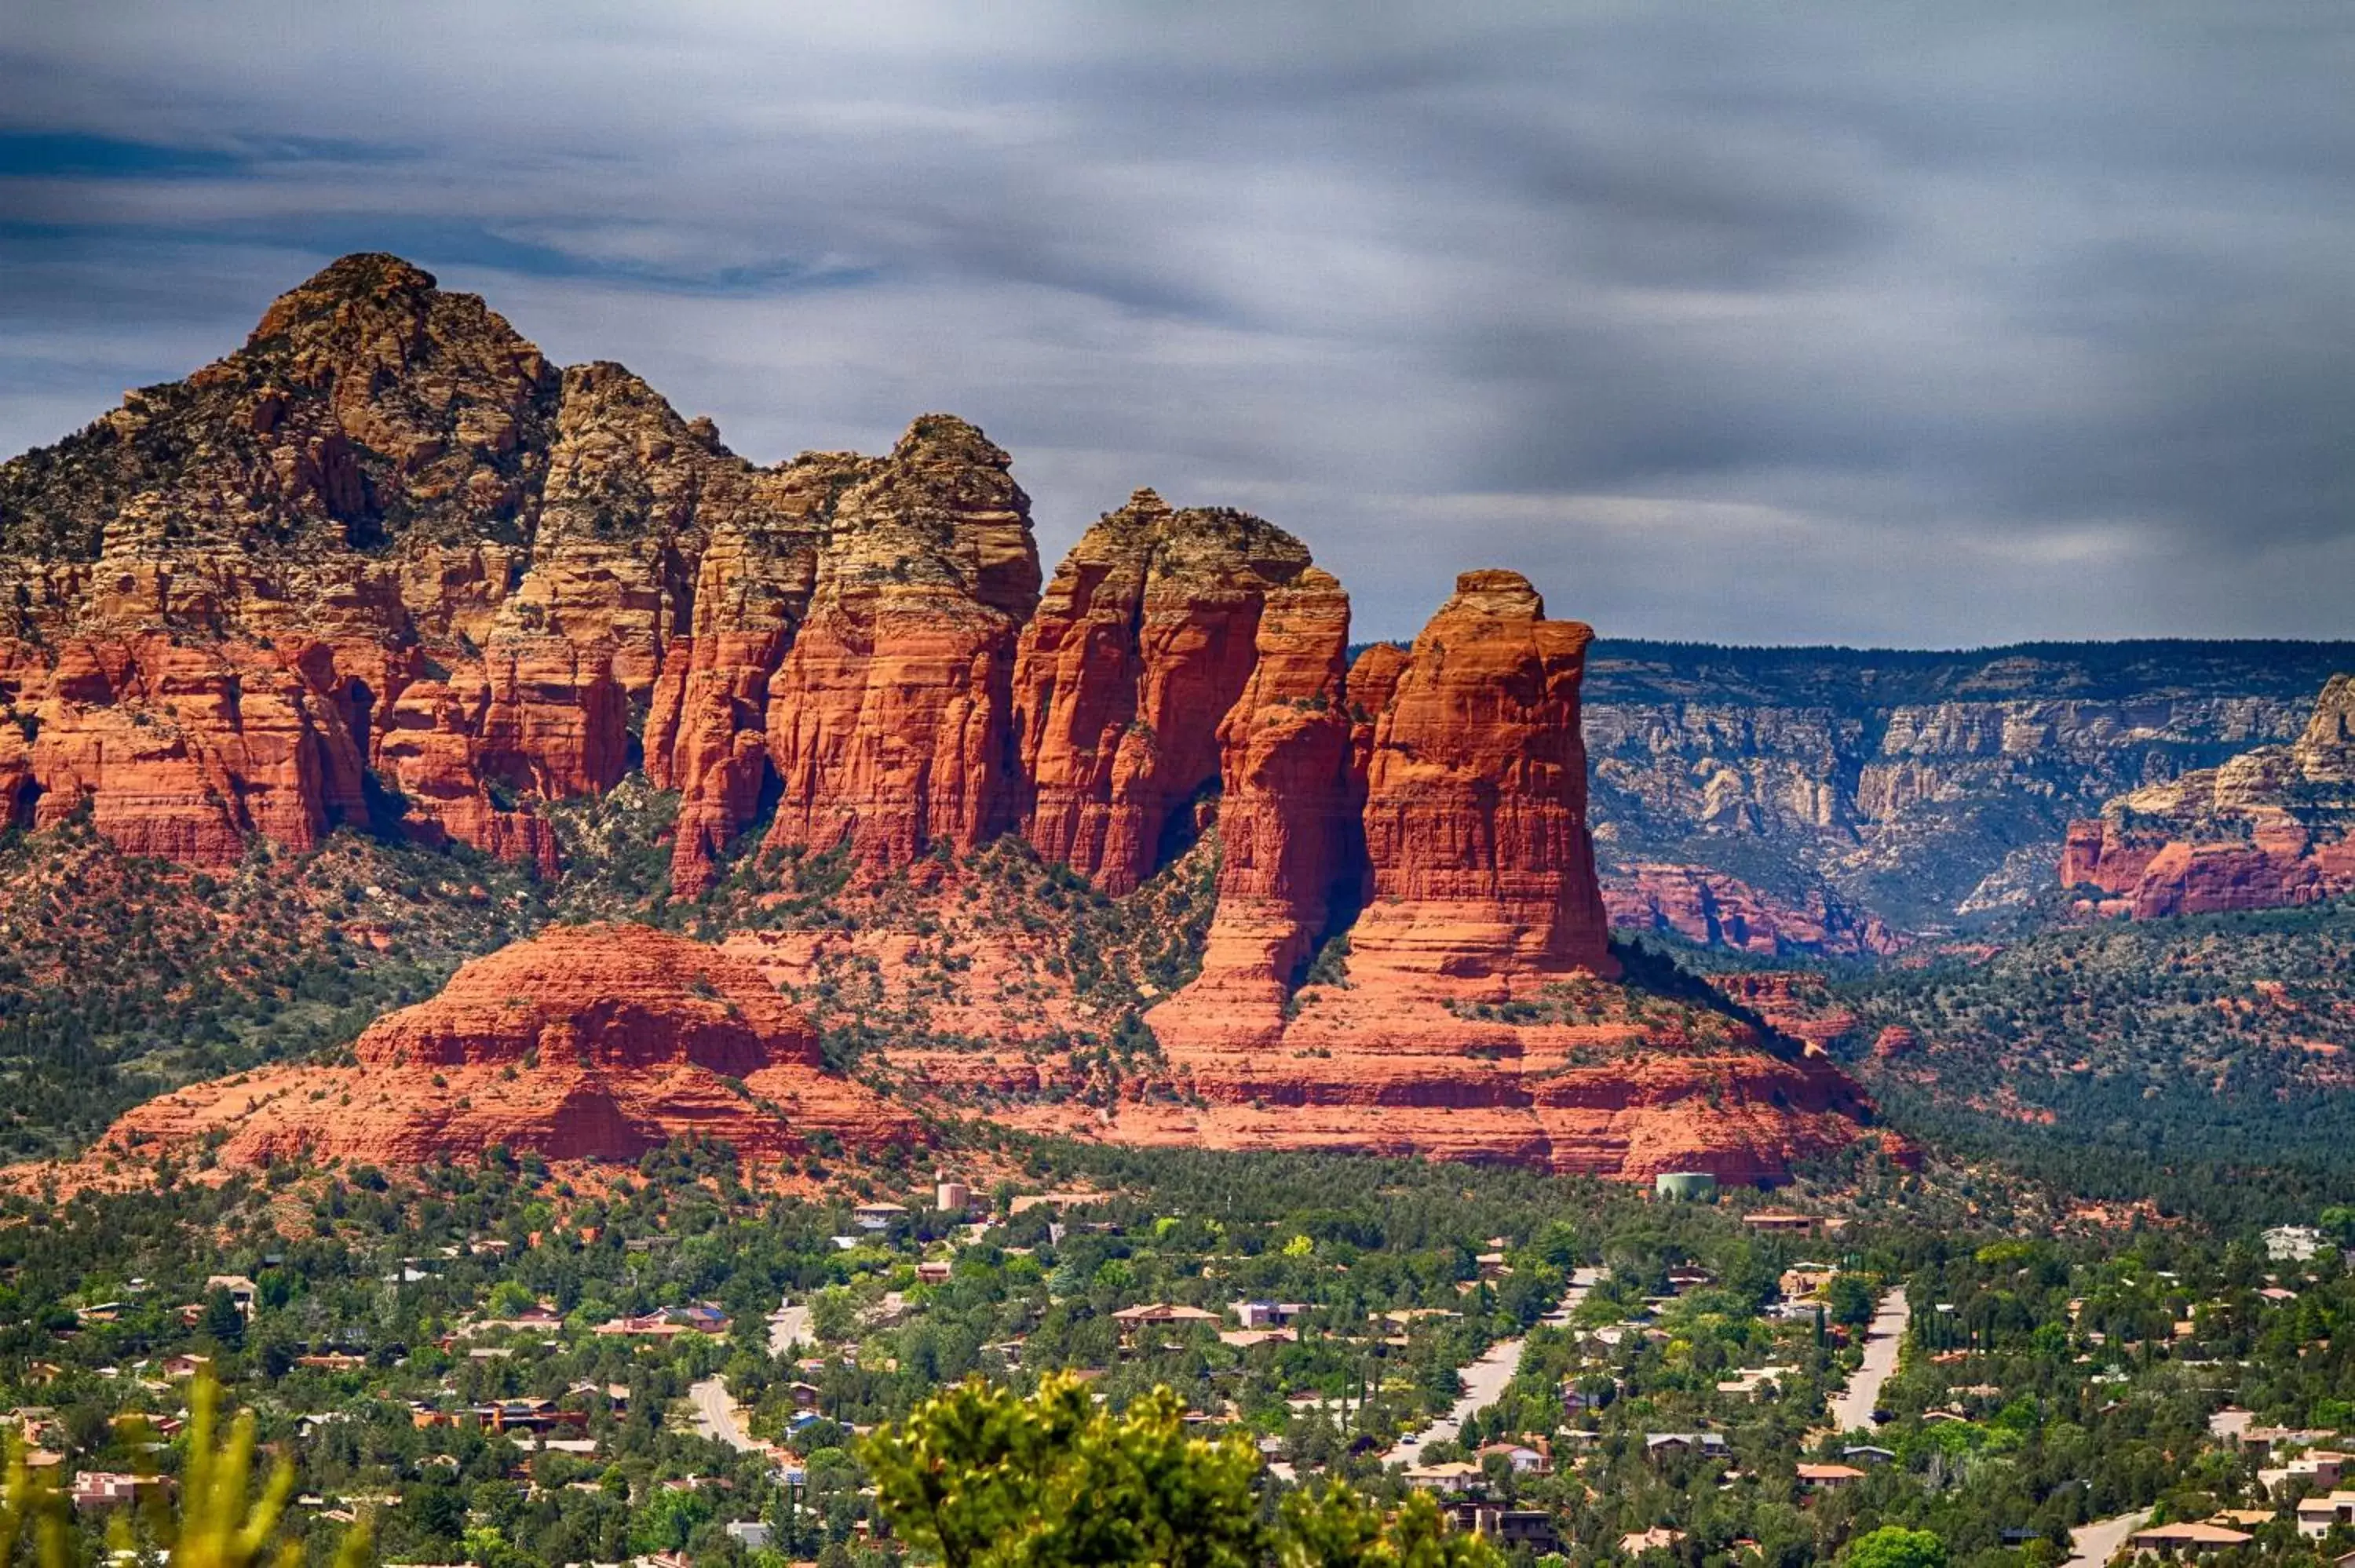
(866, 1375, 1498, 1568)
(1825, 1274, 1879, 1331)
(809, 1286, 859, 1344)
(1841, 1526, 1947, 1568)
(1277, 1483, 1495, 1568)
(199, 1287, 247, 1349)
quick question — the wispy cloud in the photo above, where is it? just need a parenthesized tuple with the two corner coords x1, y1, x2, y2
(2, 2, 2351, 645)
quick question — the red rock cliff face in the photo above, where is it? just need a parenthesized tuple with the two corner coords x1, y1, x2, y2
(1012, 491, 1316, 893)
(1148, 566, 1355, 1039)
(98, 923, 916, 1167)
(2, 253, 1892, 1186)
(760, 416, 1042, 872)
(1119, 570, 1877, 1184)
(0, 257, 928, 877)
(644, 454, 864, 893)
(1352, 570, 1613, 979)
(1602, 863, 1904, 957)
(2061, 673, 2355, 918)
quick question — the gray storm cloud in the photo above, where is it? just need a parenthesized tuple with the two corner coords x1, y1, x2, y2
(1, 1, 2350, 644)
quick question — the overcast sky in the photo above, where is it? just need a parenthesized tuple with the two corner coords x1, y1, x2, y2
(3, 3, 2351, 646)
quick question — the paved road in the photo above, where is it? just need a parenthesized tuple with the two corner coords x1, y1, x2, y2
(1383, 1266, 1601, 1467)
(690, 1375, 759, 1452)
(1829, 1288, 1908, 1434)
(2064, 1510, 2149, 1568)
(770, 1295, 812, 1355)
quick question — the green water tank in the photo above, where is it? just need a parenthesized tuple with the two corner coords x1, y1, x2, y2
(1654, 1171, 1720, 1202)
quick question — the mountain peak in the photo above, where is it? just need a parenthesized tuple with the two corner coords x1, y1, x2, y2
(247, 252, 444, 347)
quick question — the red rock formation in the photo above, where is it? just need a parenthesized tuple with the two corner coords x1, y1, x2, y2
(98, 924, 915, 1167)
(1048, 984, 1877, 1182)
(1603, 863, 1905, 957)
(0, 257, 865, 877)
(1012, 491, 1315, 892)
(2061, 673, 2355, 918)
(0, 254, 1895, 1187)
(761, 416, 1041, 873)
(0, 635, 373, 866)
(1872, 1026, 1919, 1060)
(1146, 566, 1354, 1040)
(1118, 571, 1887, 1182)
(645, 455, 858, 893)
(1351, 570, 1612, 979)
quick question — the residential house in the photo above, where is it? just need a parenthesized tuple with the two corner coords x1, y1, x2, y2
(1476, 1442, 1550, 1476)
(593, 1304, 731, 1337)
(1561, 1383, 1608, 1415)
(1449, 1505, 1559, 1554)
(1717, 1366, 1795, 1397)
(1218, 1328, 1296, 1349)
(71, 1474, 170, 1511)
(1110, 1304, 1220, 1344)
(2298, 1491, 2355, 1539)
(2264, 1226, 2324, 1262)
(1798, 1464, 1868, 1493)
(1403, 1461, 1484, 1495)
(853, 1202, 908, 1232)
(1620, 1528, 1685, 1555)
(1742, 1212, 1821, 1235)
(2286, 1453, 2352, 1493)
(1232, 1301, 1309, 1329)
(1007, 1191, 1108, 1215)
(204, 1276, 259, 1317)
(1645, 1433, 1729, 1460)
(2128, 1522, 2254, 1558)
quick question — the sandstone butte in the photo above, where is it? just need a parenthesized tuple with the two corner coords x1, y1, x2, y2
(3, 253, 1893, 1183)
(97, 923, 916, 1169)
(2061, 673, 2355, 919)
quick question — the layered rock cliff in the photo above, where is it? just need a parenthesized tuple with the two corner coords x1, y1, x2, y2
(2, 252, 1893, 1183)
(97, 923, 915, 1167)
(1352, 571, 1612, 978)
(2061, 673, 2355, 918)
(758, 415, 1041, 873)
(1581, 642, 2352, 934)
(1602, 864, 1904, 958)
(1012, 491, 1314, 894)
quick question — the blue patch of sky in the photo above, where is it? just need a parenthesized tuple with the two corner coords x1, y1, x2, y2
(0, 130, 412, 179)
(0, 212, 884, 297)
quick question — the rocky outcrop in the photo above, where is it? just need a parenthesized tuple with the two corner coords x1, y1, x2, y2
(758, 416, 1041, 872)
(1112, 572, 1886, 1183)
(1146, 565, 1355, 1039)
(97, 924, 915, 1166)
(1012, 491, 1314, 893)
(1351, 571, 1612, 979)
(1603, 863, 1904, 957)
(2, 253, 1900, 1184)
(643, 454, 860, 892)
(1582, 644, 2349, 930)
(992, 984, 1879, 1182)
(2061, 674, 2355, 918)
